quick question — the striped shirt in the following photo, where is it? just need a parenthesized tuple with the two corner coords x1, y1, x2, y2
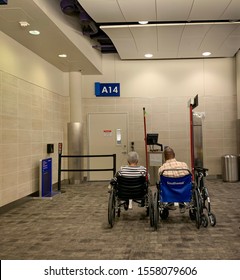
(118, 165, 147, 177)
(158, 158, 190, 177)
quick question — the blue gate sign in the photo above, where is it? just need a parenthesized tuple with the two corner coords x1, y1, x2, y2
(39, 158, 52, 197)
(95, 82, 120, 97)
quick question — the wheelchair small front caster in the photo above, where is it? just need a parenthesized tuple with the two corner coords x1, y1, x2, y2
(209, 213, 216, 226)
(201, 213, 208, 227)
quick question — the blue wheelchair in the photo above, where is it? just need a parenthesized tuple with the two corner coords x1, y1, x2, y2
(153, 169, 208, 230)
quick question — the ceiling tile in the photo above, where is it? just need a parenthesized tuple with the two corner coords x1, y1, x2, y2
(156, 0, 193, 21)
(118, 0, 157, 22)
(189, 0, 234, 20)
(78, 0, 125, 22)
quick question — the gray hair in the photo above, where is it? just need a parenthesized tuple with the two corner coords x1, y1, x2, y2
(127, 151, 139, 164)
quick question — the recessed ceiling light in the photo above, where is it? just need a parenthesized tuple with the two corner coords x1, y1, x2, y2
(144, 53, 153, 58)
(29, 30, 40, 35)
(58, 54, 67, 58)
(139, 21, 148, 25)
(202, 51, 211, 57)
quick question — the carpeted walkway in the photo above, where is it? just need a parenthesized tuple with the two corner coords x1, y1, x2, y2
(0, 179, 239, 260)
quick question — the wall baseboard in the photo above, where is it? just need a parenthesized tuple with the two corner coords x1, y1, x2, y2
(0, 180, 67, 213)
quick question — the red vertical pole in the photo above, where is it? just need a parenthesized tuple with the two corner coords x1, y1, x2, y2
(143, 107, 149, 181)
(189, 104, 195, 181)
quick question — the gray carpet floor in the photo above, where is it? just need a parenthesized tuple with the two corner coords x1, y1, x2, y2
(0, 179, 239, 260)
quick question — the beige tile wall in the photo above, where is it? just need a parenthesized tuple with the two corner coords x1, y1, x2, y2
(0, 71, 70, 207)
(82, 95, 237, 176)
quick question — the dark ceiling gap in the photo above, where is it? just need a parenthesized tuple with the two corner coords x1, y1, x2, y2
(60, 0, 117, 53)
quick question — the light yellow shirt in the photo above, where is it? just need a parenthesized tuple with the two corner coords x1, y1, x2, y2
(158, 158, 189, 177)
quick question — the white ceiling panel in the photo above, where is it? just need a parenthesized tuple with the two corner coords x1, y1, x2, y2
(100, 26, 138, 58)
(189, 0, 233, 20)
(79, 0, 240, 22)
(78, 0, 125, 22)
(118, 0, 157, 22)
(130, 25, 158, 53)
(102, 22, 240, 60)
(157, 25, 185, 57)
(219, 26, 240, 56)
(200, 23, 240, 55)
(219, 0, 240, 20)
(156, 0, 193, 21)
(178, 24, 212, 57)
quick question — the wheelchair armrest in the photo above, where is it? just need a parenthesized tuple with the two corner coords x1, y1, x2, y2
(194, 167, 208, 177)
(110, 178, 117, 186)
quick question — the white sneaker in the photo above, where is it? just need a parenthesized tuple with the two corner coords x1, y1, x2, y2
(129, 199, 133, 209)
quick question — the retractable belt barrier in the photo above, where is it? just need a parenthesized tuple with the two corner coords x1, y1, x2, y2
(58, 146, 116, 191)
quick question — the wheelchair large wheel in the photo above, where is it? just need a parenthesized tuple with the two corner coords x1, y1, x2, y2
(153, 191, 159, 230)
(108, 190, 116, 228)
(117, 207, 121, 217)
(189, 209, 196, 220)
(193, 188, 201, 229)
(148, 189, 154, 227)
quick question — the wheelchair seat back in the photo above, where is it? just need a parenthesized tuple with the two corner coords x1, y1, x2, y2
(160, 170, 192, 203)
(116, 172, 148, 200)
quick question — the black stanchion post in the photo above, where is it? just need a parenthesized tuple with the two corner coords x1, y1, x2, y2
(58, 143, 62, 192)
(143, 107, 149, 181)
(113, 154, 116, 176)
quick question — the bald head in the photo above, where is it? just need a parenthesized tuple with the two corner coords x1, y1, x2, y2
(164, 147, 175, 161)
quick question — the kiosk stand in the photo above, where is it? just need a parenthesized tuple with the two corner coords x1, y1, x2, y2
(34, 157, 60, 200)
(143, 108, 163, 185)
(39, 158, 53, 198)
(147, 133, 164, 185)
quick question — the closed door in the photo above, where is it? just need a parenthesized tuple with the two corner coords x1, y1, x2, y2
(88, 113, 128, 180)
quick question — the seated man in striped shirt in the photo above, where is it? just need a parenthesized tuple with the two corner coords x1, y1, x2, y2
(158, 146, 189, 212)
(112, 151, 149, 209)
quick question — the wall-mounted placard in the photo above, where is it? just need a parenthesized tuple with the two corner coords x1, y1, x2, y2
(95, 82, 120, 97)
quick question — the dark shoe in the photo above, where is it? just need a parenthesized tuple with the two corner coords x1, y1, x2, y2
(138, 199, 145, 207)
(124, 201, 129, 210)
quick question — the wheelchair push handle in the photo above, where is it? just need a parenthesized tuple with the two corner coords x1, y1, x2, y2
(116, 170, 147, 177)
(160, 168, 192, 176)
(194, 166, 208, 177)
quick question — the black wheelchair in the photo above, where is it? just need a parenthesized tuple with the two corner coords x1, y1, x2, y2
(153, 169, 210, 230)
(108, 171, 154, 228)
(194, 167, 216, 227)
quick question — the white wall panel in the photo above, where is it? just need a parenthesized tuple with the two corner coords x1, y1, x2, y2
(0, 32, 69, 96)
(82, 54, 236, 176)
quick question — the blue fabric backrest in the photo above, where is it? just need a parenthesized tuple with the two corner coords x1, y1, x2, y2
(160, 174, 192, 203)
